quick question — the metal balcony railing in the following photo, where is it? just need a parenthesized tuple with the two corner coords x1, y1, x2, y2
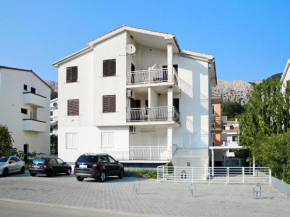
(126, 68, 180, 87)
(126, 106, 180, 122)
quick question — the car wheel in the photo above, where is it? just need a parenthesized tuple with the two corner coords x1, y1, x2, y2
(20, 166, 25, 174)
(3, 168, 9, 176)
(118, 169, 124, 179)
(46, 169, 53, 177)
(98, 171, 106, 182)
(66, 168, 71, 175)
(30, 173, 36, 177)
(76, 176, 84, 181)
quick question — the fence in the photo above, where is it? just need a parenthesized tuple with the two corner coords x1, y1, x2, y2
(157, 166, 271, 184)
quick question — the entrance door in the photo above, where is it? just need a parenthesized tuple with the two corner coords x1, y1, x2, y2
(173, 98, 179, 111)
(24, 144, 29, 162)
(131, 63, 135, 84)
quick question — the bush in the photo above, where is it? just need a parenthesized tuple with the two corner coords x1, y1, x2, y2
(125, 169, 157, 179)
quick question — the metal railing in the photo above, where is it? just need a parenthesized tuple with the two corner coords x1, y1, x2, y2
(126, 106, 180, 122)
(96, 146, 170, 161)
(157, 166, 271, 184)
(126, 68, 180, 87)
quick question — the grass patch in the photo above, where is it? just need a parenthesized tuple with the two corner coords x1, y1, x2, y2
(125, 169, 157, 179)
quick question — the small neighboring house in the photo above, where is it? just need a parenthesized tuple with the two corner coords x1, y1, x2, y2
(52, 25, 217, 167)
(281, 59, 290, 94)
(50, 98, 58, 136)
(0, 66, 51, 158)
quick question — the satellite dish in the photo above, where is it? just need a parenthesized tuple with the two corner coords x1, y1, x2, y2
(125, 44, 136, 55)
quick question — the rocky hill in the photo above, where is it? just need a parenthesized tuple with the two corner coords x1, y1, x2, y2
(212, 73, 282, 105)
(45, 80, 58, 92)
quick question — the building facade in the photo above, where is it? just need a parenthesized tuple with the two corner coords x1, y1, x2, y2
(281, 59, 290, 94)
(50, 98, 58, 136)
(0, 66, 51, 156)
(53, 26, 217, 166)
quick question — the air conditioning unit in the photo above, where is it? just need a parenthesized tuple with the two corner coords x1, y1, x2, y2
(129, 126, 136, 134)
(127, 89, 133, 98)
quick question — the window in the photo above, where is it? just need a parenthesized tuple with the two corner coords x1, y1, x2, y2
(31, 87, 36, 94)
(103, 95, 116, 113)
(103, 59, 116, 77)
(50, 111, 53, 116)
(49, 158, 57, 165)
(11, 157, 20, 162)
(100, 156, 109, 163)
(212, 141, 215, 146)
(21, 108, 28, 114)
(66, 133, 77, 149)
(67, 99, 79, 116)
(9, 158, 17, 163)
(101, 132, 114, 147)
(232, 136, 238, 142)
(173, 98, 179, 111)
(24, 84, 27, 91)
(108, 156, 116, 163)
(66, 66, 78, 83)
(50, 128, 53, 133)
(212, 105, 215, 115)
(56, 158, 64, 164)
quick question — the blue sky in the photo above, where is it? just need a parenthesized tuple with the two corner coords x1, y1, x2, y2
(0, 0, 290, 82)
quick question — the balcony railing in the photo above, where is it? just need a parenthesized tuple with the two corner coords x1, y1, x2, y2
(97, 146, 170, 161)
(126, 106, 180, 122)
(126, 68, 180, 87)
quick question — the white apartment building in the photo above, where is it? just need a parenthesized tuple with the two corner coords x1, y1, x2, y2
(53, 26, 217, 166)
(281, 59, 290, 94)
(50, 98, 58, 135)
(0, 66, 51, 157)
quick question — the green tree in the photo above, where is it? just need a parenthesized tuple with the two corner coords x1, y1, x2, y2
(239, 78, 290, 183)
(0, 125, 17, 156)
(222, 102, 244, 120)
(50, 135, 58, 154)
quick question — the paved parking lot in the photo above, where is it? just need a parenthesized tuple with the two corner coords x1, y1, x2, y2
(0, 171, 290, 217)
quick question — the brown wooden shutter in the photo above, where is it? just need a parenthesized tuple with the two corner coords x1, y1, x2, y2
(68, 99, 79, 116)
(103, 59, 116, 77)
(103, 96, 109, 112)
(72, 67, 78, 82)
(103, 95, 116, 112)
(109, 95, 116, 112)
(66, 67, 72, 83)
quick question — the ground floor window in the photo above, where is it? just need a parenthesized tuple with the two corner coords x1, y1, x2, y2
(101, 132, 114, 147)
(66, 133, 77, 149)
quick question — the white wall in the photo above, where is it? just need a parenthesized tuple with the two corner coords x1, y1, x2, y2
(282, 65, 290, 94)
(0, 68, 51, 154)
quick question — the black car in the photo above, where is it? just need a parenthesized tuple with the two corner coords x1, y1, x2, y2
(74, 154, 124, 182)
(29, 157, 72, 177)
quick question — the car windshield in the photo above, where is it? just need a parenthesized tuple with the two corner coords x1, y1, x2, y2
(32, 158, 46, 164)
(0, 157, 9, 162)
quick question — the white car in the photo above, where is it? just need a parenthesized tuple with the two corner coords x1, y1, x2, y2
(0, 156, 25, 176)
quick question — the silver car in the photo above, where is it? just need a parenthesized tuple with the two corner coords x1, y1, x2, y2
(0, 156, 25, 176)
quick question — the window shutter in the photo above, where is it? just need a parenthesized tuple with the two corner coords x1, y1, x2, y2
(73, 99, 79, 115)
(110, 95, 116, 112)
(103, 59, 116, 77)
(67, 67, 72, 83)
(72, 67, 78, 82)
(68, 99, 79, 116)
(103, 96, 109, 112)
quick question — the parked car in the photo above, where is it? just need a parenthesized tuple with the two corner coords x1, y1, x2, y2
(0, 156, 25, 176)
(29, 157, 72, 177)
(74, 153, 124, 182)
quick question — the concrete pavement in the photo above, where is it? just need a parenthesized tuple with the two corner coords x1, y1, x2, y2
(0, 171, 289, 217)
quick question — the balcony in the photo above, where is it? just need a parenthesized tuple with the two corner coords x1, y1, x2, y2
(211, 117, 223, 132)
(23, 92, 46, 108)
(97, 146, 170, 161)
(126, 68, 180, 90)
(23, 119, 46, 132)
(211, 94, 223, 104)
(126, 106, 180, 123)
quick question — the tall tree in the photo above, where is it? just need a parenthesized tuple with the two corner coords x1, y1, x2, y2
(0, 124, 17, 156)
